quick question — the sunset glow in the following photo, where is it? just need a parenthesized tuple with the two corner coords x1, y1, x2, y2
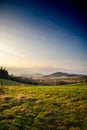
(0, 0, 87, 75)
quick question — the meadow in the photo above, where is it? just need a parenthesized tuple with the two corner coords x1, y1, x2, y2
(0, 78, 23, 86)
(0, 83, 87, 130)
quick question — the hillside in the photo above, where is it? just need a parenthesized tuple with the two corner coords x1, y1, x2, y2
(44, 72, 87, 80)
(0, 78, 23, 86)
(44, 72, 82, 78)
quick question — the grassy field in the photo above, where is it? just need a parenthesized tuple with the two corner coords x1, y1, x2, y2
(0, 83, 87, 130)
(0, 78, 23, 86)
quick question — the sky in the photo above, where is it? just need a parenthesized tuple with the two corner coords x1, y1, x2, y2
(0, 0, 87, 75)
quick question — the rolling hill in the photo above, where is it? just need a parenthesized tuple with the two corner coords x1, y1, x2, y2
(44, 72, 86, 79)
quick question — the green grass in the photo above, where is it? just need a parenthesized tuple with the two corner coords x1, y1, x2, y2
(0, 78, 23, 86)
(0, 83, 87, 130)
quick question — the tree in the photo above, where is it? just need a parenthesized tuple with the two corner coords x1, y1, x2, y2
(0, 67, 8, 79)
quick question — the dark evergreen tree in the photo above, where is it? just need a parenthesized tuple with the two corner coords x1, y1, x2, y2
(0, 67, 8, 79)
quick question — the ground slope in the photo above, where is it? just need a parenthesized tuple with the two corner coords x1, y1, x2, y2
(0, 78, 23, 86)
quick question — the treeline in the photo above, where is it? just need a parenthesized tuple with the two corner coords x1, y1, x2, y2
(23, 78, 86, 85)
(0, 67, 87, 85)
(0, 67, 32, 85)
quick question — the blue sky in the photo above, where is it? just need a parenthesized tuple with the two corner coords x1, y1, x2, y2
(0, 0, 87, 75)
